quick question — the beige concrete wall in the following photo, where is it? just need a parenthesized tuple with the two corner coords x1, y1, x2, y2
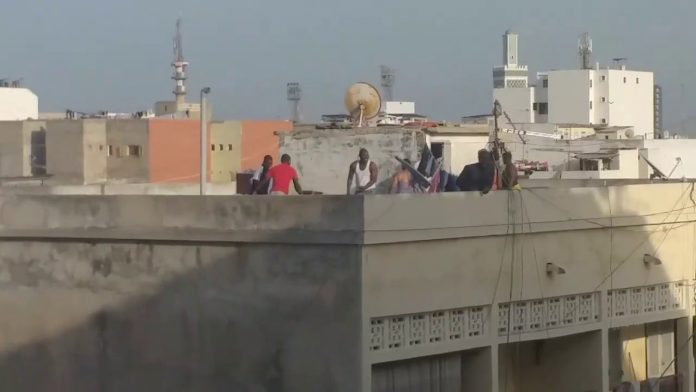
(82, 120, 107, 184)
(45, 120, 87, 184)
(499, 332, 604, 392)
(23, 120, 47, 176)
(0, 195, 364, 391)
(105, 119, 148, 183)
(0, 183, 693, 391)
(0, 183, 238, 195)
(0, 121, 25, 177)
(279, 128, 426, 194)
(210, 121, 242, 183)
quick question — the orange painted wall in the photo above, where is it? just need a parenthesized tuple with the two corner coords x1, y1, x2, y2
(148, 119, 211, 183)
(241, 120, 293, 170)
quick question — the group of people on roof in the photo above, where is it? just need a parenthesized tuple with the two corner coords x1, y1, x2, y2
(249, 145, 519, 196)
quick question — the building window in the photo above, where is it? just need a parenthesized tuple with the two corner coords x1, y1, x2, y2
(542, 79, 548, 88)
(99, 145, 104, 151)
(601, 97, 606, 103)
(107, 145, 113, 156)
(227, 144, 233, 151)
(589, 101, 593, 109)
(127, 145, 141, 157)
(590, 79, 593, 88)
(601, 75, 606, 81)
(219, 144, 224, 151)
(533, 102, 538, 111)
(211, 144, 215, 151)
(623, 77, 627, 83)
(636, 77, 640, 84)
(602, 118, 607, 124)
(538, 102, 548, 115)
(605, 135, 609, 140)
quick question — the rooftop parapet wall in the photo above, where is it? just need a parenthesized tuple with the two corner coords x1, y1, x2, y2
(0, 183, 693, 246)
(0, 195, 364, 245)
(363, 183, 696, 244)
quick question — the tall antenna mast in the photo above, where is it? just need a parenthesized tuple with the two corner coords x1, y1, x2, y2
(578, 32, 593, 70)
(172, 18, 189, 107)
(287, 82, 302, 124)
(380, 65, 395, 102)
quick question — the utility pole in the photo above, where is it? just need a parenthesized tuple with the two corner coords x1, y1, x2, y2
(200, 87, 211, 195)
(492, 100, 503, 165)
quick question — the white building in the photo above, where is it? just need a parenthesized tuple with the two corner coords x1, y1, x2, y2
(383, 101, 415, 115)
(544, 67, 654, 137)
(493, 32, 656, 139)
(0, 87, 38, 121)
(492, 31, 535, 124)
(377, 101, 428, 126)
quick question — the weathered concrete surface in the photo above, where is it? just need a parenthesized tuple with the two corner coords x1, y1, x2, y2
(0, 183, 693, 391)
(106, 119, 149, 183)
(0, 182, 240, 195)
(0, 194, 364, 244)
(279, 127, 426, 194)
(0, 195, 365, 391)
(0, 242, 362, 392)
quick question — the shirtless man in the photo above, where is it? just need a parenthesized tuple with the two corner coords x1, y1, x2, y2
(389, 159, 414, 194)
(346, 148, 378, 194)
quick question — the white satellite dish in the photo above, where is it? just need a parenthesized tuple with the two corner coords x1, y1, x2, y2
(344, 82, 382, 127)
(624, 128, 635, 138)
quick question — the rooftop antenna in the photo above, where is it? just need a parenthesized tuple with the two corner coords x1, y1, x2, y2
(172, 18, 189, 107)
(287, 82, 302, 124)
(380, 65, 395, 102)
(578, 32, 593, 70)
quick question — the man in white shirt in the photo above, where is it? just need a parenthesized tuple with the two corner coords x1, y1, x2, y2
(346, 148, 378, 194)
(251, 155, 273, 194)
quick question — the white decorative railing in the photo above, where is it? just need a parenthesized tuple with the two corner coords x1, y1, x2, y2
(368, 281, 692, 356)
(497, 292, 601, 336)
(607, 281, 688, 319)
(369, 306, 489, 352)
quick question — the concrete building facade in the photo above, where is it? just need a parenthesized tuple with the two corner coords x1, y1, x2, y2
(547, 68, 655, 137)
(7, 118, 288, 185)
(493, 32, 656, 139)
(0, 183, 693, 391)
(46, 119, 107, 184)
(106, 119, 149, 183)
(0, 120, 47, 178)
(426, 125, 491, 173)
(241, 120, 293, 171)
(0, 87, 38, 121)
(39, 119, 244, 185)
(279, 126, 427, 194)
(210, 121, 242, 183)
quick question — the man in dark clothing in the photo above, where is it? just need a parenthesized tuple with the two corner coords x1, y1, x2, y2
(457, 149, 497, 194)
(501, 151, 519, 190)
(251, 155, 273, 195)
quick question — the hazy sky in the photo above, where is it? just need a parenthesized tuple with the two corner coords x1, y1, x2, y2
(2, 0, 694, 130)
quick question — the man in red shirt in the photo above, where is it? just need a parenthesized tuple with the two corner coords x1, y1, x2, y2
(259, 154, 303, 195)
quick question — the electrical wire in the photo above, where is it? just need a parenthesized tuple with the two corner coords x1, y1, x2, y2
(591, 183, 695, 292)
(362, 192, 696, 233)
(519, 191, 551, 340)
(503, 190, 517, 392)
